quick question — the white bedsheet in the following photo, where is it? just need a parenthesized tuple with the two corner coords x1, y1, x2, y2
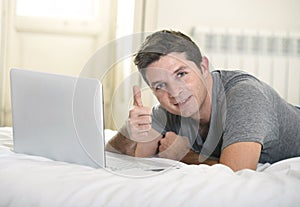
(0, 127, 300, 207)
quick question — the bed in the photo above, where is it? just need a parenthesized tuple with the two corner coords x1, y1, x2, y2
(0, 127, 299, 207)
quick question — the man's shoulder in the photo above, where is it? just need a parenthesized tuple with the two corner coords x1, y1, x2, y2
(212, 69, 261, 92)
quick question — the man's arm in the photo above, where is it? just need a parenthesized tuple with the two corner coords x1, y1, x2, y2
(105, 127, 162, 157)
(181, 142, 261, 171)
(158, 132, 262, 171)
(105, 131, 137, 156)
(181, 150, 219, 165)
(219, 142, 262, 171)
(105, 85, 161, 158)
(158, 132, 219, 165)
(135, 128, 162, 157)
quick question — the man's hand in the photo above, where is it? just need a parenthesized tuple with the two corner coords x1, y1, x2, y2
(123, 86, 162, 157)
(158, 132, 190, 161)
(127, 85, 157, 142)
(127, 85, 152, 142)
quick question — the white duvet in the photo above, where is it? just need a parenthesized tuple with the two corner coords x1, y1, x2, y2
(0, 127, 300, 207)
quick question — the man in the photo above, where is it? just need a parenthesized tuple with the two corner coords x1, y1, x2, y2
(106, 30, 300, 171)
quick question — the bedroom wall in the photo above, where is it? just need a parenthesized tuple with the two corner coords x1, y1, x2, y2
(1, 0, 299, 127)
(141, 0, 300, 105)
(154, 0, 300, 33)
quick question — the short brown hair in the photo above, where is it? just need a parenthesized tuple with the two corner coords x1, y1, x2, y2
(134, 30, 203, 84)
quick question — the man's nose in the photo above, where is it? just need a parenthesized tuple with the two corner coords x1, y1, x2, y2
(167, 81, 184, 98)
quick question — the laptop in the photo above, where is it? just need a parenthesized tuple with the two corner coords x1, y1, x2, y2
(10, 68, 106, 168)
(10, 68, 184, 171)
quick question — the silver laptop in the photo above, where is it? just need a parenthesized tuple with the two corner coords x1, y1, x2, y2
(10, 68, 106, 168)
(10, 68, 184, 172)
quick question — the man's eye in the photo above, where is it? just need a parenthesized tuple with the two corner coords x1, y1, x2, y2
(177, 71, 187, 78)
(155, 83, 166, 90)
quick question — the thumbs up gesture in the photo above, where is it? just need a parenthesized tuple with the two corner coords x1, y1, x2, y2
(127, 85, 153, 142)
(133, 85, 143, 107)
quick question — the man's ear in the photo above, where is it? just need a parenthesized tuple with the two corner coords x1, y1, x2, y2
(201, 56, 210, 77)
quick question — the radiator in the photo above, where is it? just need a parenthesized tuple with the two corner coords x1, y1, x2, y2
(191, 27, 300, 105)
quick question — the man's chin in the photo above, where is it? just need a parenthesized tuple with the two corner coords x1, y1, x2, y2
(177, 109, 199, 119)
(164, 106, 199, 118)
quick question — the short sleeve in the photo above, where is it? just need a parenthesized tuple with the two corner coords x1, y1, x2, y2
(222, 79, 279, 150)
(151, 105, 168, 135)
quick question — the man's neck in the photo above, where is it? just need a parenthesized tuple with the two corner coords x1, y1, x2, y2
(199, 122, 210, 139)
(193, 72, 213, 124)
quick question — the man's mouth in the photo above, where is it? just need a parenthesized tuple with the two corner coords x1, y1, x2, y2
(174, 96, 192, 106)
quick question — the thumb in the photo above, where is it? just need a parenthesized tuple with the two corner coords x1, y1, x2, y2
(133, 85, 143, 107)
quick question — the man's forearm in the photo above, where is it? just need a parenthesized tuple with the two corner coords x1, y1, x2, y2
(105, 132, 137, 156)
(181, 150, 219, 165)
(135, 137, 161, 158)
(106, 127, 162, 158)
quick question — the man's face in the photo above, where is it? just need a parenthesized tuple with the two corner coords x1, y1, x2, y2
(145, 52, 210, 120)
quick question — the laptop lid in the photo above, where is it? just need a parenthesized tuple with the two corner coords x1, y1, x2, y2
(10, 68, 105, 168)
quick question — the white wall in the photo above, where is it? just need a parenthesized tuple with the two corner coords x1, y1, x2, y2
(2, 0, 299, 126)
(154, 0, 300, 33)
(141, 0, 300, 105)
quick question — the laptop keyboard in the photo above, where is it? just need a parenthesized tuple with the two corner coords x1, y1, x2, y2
(105, 151, 185, 171)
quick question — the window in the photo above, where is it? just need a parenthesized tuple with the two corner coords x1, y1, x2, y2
(15, 0, 102, 34)
(16, 0, 98, 19)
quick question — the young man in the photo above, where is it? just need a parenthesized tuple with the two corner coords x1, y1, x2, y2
(106, 30, 300, 171)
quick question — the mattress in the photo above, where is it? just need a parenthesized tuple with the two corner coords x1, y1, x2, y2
(0, 127, 299, 207)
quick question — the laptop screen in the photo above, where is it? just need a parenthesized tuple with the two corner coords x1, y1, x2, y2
(10, 68, 105, 168)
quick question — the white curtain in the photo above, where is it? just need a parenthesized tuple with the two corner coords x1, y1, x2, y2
(0, 0, 9, 126)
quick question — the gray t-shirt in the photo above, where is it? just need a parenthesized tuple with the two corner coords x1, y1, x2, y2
(151, 70, 300, 163)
